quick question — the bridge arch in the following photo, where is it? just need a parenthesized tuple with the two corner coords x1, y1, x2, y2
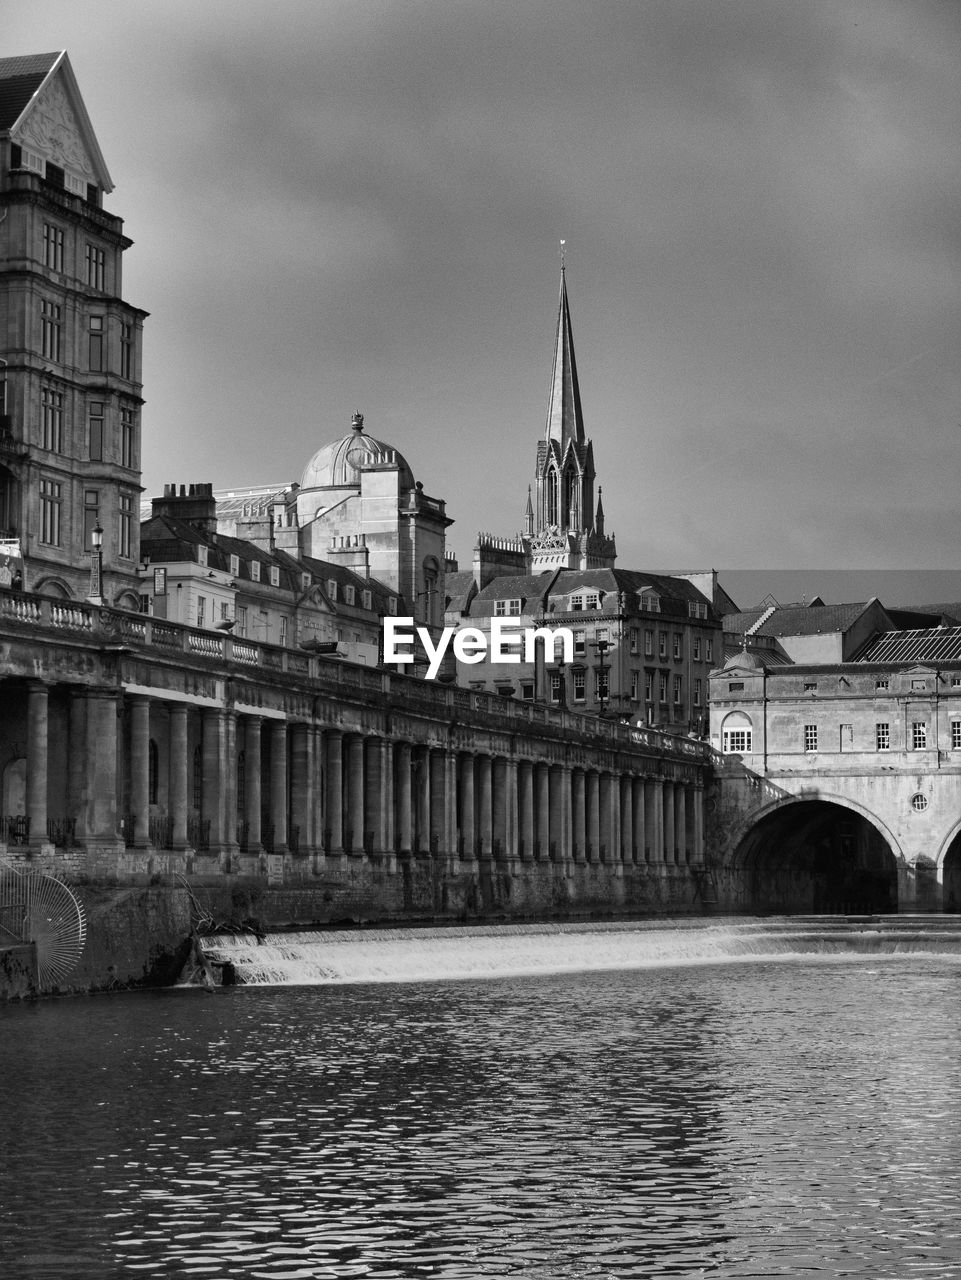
(729, 792, 903, 914)
(935, 820, 961, 913)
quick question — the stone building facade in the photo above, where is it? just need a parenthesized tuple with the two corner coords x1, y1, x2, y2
(0, 52, 146, 606)
(708, 620, 961, 913)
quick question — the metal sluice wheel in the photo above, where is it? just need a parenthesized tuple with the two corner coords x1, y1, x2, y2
(0, 866, 87, 986)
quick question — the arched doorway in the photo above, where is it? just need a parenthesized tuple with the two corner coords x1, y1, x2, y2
(733, 799, 900, 914)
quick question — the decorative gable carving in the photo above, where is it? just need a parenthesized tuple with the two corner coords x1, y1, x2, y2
(16, 72, 95, 178)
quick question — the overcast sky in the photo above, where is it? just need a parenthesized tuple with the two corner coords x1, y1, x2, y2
(9, 1, 961, 602)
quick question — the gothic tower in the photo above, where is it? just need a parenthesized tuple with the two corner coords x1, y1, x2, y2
(527, 266, 615, 572)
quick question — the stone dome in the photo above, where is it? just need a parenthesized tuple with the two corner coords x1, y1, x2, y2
(300, 413, 414, 491)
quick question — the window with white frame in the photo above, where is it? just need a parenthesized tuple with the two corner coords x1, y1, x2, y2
(694, 678, 702, 706)
(673, 675, 682, 705)
(236, 606, 247, 637)
(570, 591, 600, 612)
(550, 672, 561, 703)
(120, 406, 135, 468)
(645, 672, 653, 702)
(629, 628, 638, 654)
(644, 630, 654, 657)
(344, 584, 355, 605)
(572, 669, 586, 701)
(495, 598, 521, 616)
(706, 639, 714, 662)
(804, 724, 818, 751)
(673, 634, 682, 660)
(688, 599, 708, 619)
(574, 629, 586, 656)
(640, 592, 660, 612)
(693, 636, 701, 661)
(722, 714, 753, 754)
(229, 554, 240, 576)
(327, 578, 336, 599)
(912, 722, 928, 750)
(362, 589, 372, 610)
(876, 723, 890, 751)
(952, 721, 961, 750)
(250, 560, 261, 582)
(631, 671, 639, 700)
(876, 678, 889, 691)
(388, 597, 397, 615)
(659, 674, 668, 703)
(270, 566, 280, 587)
(197, 545, 208, 567)
(659, 632, 667, 658)
(279, 616, 288, 646)
(197, 595, 206, 627)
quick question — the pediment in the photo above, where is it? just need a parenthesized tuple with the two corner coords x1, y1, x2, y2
(11, 54, 113, 190)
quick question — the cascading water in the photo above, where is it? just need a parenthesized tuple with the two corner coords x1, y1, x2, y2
(195, 916, 961, 987)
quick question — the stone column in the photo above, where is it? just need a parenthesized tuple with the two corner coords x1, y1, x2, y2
(68, 691, 87, 838)
(645, 778, 662, 863)
(381, 739, 395, 865)
(632, 777, 645, 863)
(477, 755, 492, 860)
(518, 760, 534, 861)
(458, 753, 475, 861)
(202, 708, 228, 850)
(223, 709, 239, 853)
(84, 688, 121, 848)
(269, 720, 288, 853)
(675, 784, 687, 864)
(326, 729, 344, 856)
(365, 736, 385, 857)
(505, 759, 519, 867)
(346, 735, 365, 857)
(430, 748, 447, 857)
(692, 783, 704, 864)
(586, 770, 600, 863)
(559, 763, 573, 866)
(491, 758, 508, 862)
(535, 763, 550, 860)
(244, 716, 262, 852)
(571, 768, 586, 863)
(129, 695, 151, 848)
(663, 780, 675, 866)
(396, 742, 412, 857)
(168, 703, 189, 851)
(600, 773, 614, 863)
(26, 682, 48, 848)
(547, 765, 564, 863)
(620, 775, 634, 865)
(290, 723, 311, 855)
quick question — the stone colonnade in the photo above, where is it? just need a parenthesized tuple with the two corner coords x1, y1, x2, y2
(9, 682, 705, 875)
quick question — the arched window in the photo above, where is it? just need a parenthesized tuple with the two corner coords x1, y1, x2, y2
(566, 469, 579, 530)
(546, 468, 559, 526)
(148, 739, 158, 805)
(192, 744, 203, 810)
(721, 712, 754, 754)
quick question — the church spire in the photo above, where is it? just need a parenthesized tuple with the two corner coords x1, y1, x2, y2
(545, 264, 586, 449)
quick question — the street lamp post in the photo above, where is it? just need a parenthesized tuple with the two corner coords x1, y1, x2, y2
(89, 520, 104, 604)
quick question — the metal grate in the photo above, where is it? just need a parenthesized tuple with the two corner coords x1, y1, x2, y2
(0, 858, 86, 986)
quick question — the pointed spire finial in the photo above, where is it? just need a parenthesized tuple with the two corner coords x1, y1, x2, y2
(559, 238, 567, 272)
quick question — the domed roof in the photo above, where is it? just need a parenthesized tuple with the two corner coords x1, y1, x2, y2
(300, 413, 414, 491)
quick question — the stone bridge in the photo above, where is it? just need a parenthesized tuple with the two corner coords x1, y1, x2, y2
(707, 755, 961, 913)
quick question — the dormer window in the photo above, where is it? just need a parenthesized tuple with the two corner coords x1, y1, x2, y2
(640, 592, 660, 613)
(230, 554, 240, 577)
(388, 597, 397, 615)
(362, 589, 372, 610)
(570, 591, 600, 612)
(250, 561, 261, 582)
(197, 546, 208, 567)
(269, 566, 280, 587)
(301, 572, 311, 591)
(344, 585, 356, 605)
(495, 599, 522, 616)
(327, 579, 337, 601)
(687, 600, 708, 619)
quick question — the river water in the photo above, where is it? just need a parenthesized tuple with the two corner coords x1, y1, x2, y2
(2, 918, 961, 1279)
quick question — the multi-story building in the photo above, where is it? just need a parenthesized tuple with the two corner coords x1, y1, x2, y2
(0, 52, 146, 605)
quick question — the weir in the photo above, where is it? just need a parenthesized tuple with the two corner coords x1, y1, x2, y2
(194, 915, 961, 987)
